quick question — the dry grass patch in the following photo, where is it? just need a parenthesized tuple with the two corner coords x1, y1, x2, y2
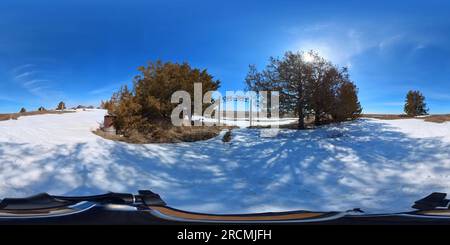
(360, 114, 413, 120)
(0, 110, 75, 121)
(94, 125, 235, 144)
(423, 115, 450, 123)
(362, 114, 450, 123)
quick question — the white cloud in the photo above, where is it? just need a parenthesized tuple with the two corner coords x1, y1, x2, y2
(287, 22, 432, 67)
(412, 43, 427, 53)
(378, 34, 404, 51)
(289, 23, 375, 66)
(89, 83, 122, 95)
(379, 102, 404, 107)
(15, 71, 38, 79)
(426, 91, 450, 101)
(12, 64, 35, 74)
(11, 64, 64, 100)
(0, 94, 16, 103)
(23, 79, 51, 87)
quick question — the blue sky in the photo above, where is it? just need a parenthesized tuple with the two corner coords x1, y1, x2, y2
(1, 0, 450, 113)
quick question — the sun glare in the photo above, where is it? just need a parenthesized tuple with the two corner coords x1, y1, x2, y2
(303, 52, 315, 63)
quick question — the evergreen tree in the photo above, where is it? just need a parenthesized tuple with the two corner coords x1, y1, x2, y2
(246, 52, 310, 129)
(107, 60, 221, 137)
(246, 51, 362, 127)
(304, 52, 342, 125)
(132, 61, 220, 120)
(56, 101, 66, 110)
(109, 85, 145, 135)
(19, 107, 26, 113)
(101, 100, 115, 112)
(333, 81, 362, 121)
(404, 90, 428, 116)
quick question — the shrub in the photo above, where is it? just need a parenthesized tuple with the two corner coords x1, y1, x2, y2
(222, 130, 232, 142)
(100, 100, 115, 112)
(106, 60, 220, 139)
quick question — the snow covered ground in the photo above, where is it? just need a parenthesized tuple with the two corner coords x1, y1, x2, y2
(1, 109, 450, 214)
(192, 115, 299, 128)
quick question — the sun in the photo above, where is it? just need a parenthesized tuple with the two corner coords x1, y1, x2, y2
(303, 52, 315, 63)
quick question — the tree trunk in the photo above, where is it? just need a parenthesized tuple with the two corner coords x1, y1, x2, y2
(297, 104, 305, 129)
(297, 85, 305, 129)
(315, 111, 320, 125)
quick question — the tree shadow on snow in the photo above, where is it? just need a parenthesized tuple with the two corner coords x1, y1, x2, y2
(0, 119, 449, 214)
